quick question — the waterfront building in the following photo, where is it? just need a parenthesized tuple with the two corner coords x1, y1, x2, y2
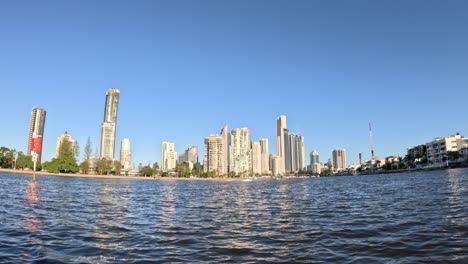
(27, 107, 47, 163)
(296, 134, 306, 171)
(459, 146, 468, 158)
(310, 150, 319, 167)
(259, 138, 269, 174)
(220, 125, 229, 175)
(204, 134, 226, 175)
(178, 146, 198, 164)
(55, 131, 76, 158)
(425, 134, 468, 164)
(161, 142, 177, 172)
(276, 115, 287, 174)
(332, 149, 346, 170)
(230, 128, 252, 176)
(284, 129, 292, 172)
(271, 154, 281, 176)
(312, 162, 322, 174)
(251, 141, 262, 175)
(120, 138, 131, 172)
(100, 88, 120, 160)
(407, 144, 427, 163)
(283, 130, 306, 173)
(269, 154, 275, 172)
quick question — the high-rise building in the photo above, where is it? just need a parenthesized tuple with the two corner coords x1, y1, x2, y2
(271, 155, 281, 176)
(283, 130, 306, 173)
(310, 150, 319, 166)
(56, 131, 75, 158)
(204, 134, 226, 175)
(230, 128, 252, 176)
(259, 138, 269, 174)
(284, 128, 292, 172)
(120, 138, 131, 171)
(251, 141, 262, 175)
(296, 134, 306, 171)
(332, 149, 346, 170)
(276, 115, 287, 174)
(220, 125, 229, 175)
(100, 88, 120, 160)
(179, 146, 198, 164)
(269, 154, 275, 172)
(161, 142, 177, 172)
(27, 107, 47, 163)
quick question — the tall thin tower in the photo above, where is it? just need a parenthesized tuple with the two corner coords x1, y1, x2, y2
(276, 115, 287, 174)
(220, 124, 229, 176)
(27, 107, 47, 163)
(369, 123, 375, 161)
(100, 88, 120, 160)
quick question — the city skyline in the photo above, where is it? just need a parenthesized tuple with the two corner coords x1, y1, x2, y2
(1, 1, 467, 166)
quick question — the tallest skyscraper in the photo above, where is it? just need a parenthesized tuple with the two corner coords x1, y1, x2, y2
(100, 88, 120, 160)
(276, 115, 287, 174)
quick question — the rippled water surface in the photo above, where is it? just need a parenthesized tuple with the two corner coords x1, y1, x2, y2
(0, 169, 467, 263)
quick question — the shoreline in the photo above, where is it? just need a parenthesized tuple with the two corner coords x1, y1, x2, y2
(0, 168, 279, 181)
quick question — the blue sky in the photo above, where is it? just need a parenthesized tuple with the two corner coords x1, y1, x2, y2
(1, 0, 467, 166)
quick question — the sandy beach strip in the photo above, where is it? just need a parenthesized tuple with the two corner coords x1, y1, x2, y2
(0, 168, 273, 181)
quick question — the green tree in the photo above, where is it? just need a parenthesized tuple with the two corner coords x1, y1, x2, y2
(42, 157, 79, 173)
(83, 137, 93, 162)
(192, 162, 203, 177)
(80, 160, 90, 174)
(0, 147, 13, 168)
(139, 165, 155, 176)
(74, 141, 80, 161)
(113, 160, 122, 175)
(16, 155, 34, 169)
(447, 151, 460, 161)
(95, 158, 113, 175)
(152, 162, 159, 176)
(58, 139, 74, 160)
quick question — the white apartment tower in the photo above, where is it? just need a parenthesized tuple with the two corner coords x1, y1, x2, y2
(332, 149, 347, 170)
(100, 88, 120, 160)
(230, 128, 252, 176)
(251, 141, 262, 175)
(259, 138, 269, 174)
(120, 138, 131, 171)
(204, 135, 226, 175)
(284, 131, 306, 172)
(161, 142, 177, 172)
(276, 115, 287, 175)
(297, 135, 306, 171)
(56, 131, 76, 158)
(271, 155, 281, 176)
(220, 124, 229, 175)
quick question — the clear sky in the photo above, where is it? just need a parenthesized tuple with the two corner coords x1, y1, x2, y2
(1, 0, 467, 167)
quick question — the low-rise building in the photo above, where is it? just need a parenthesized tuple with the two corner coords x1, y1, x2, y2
(312, 162, 322, 174)
(426, 134, 468, 164)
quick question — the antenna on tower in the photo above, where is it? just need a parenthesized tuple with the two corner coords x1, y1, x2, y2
(369, 122, 375, 161)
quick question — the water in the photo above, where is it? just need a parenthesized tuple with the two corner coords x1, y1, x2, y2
(0, 169, 467, 263)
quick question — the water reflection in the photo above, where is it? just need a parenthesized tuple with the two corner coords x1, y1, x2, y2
(23, 178, 42, 233)
(94, 180, 130, 253)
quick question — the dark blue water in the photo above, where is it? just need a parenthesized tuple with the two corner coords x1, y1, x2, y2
(0, 169, 467, 263)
